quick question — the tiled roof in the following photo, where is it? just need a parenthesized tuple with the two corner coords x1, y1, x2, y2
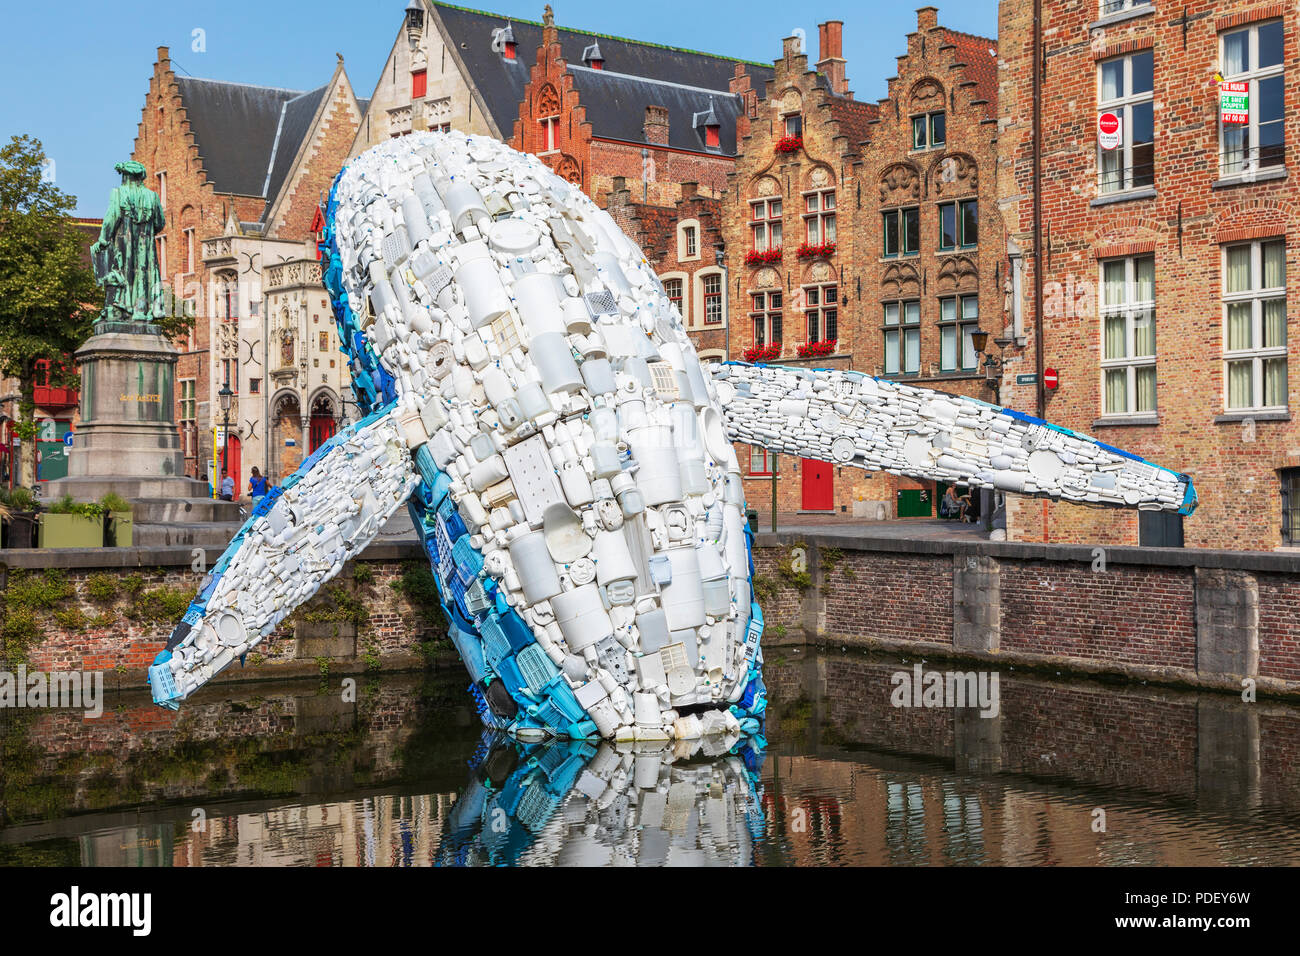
(567, 67, 745, 153)
(432, 1, 773, 137)
(825, 95, 880, 149)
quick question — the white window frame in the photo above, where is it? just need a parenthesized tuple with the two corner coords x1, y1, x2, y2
(699, 270, 724, 326)
(750, 198, 783, 252)
(784, 113, 802, 138)
(803, 189, 836, 245)
(540, 115, 559, 154)
(1218, 20, 1285, 177)
(1222, 239, 1287, 412)
(1097, 50, 1154, 194)
(678, 219, 701, 262)
(1099, 255, 1157, 416)
(1100, 0, 1151, 15)
(938, 294, 980, 372)
(802, 282, 838, 343)
(750, 290, 783, 348)
(661, 272, 687, 323)
(883, 300, 921, 375)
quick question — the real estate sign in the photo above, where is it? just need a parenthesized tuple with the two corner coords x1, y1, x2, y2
(1220, 81, 1249, 125)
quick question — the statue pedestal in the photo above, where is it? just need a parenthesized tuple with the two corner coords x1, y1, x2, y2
(51, 323, 208, 499)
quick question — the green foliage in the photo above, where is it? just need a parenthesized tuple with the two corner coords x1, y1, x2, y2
(126, 586, 191, 624)
(0, 486, 37, 511)
(776, 544, 812, 592)
(51, 605, 88, 632)
(1, 606, 39, 658)
(46, 494, 106, 519)
(351, 562, 374, 585)
(121, 573, 145, 597)
(362, 643, 381, 673)
(84, 572, 119, 603)
(5, 568, 73, 610)
(315, 656, 330, 679)
(752, 574, 779, 607)
(391, 561, 446, 625)
(99, 492, 131, 514)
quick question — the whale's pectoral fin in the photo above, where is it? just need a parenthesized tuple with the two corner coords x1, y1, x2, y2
(149, 400, 422, 707)
(710, 362, 1197, 516)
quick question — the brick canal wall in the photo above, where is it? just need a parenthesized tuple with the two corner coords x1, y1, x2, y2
(2, 534, 1298, 698)
(0, 542, 449, 690)
(753, 531, 1300, 698)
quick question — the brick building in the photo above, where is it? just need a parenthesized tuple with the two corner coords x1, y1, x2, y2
(605, 179, 729, 360)
(723, 12, 1001, 517)
(508, 5, 767, 207)
(996, 0, 1299, 550)
(131, 48, 363, 488)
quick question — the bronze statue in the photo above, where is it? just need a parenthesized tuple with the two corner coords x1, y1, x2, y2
(91, 160, 165, 325)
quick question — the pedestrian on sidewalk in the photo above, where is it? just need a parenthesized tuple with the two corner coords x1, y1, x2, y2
(219, 469, 234, 501)
(248, 466, 267, 506)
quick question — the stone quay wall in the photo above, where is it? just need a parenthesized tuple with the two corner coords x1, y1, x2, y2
(2, 533, 1298, 699)
(752, 531, 1300, 699)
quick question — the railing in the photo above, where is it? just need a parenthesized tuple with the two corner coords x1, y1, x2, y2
(1219, 143, 1285, 180)
(1098, 160, 1155, 195)
(265, 259, 322, 291)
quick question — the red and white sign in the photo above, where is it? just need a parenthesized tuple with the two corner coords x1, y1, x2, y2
(1044, 368, 1059, 390)
(1097, 112, 1122, 150)
(1219, 81, 1249, 125)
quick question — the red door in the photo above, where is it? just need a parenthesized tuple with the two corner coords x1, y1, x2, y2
(801, 457, 833, 511)
(223, 434, 241, 495)
(309, 415, 337, 452)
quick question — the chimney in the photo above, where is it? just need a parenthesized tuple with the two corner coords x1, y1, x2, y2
(643, 105, 670, 145)
(681, 181, 698, 199)
(782, 35, 803, 63)
(816, 21, 849, 96)
(917, 6, 939, 32)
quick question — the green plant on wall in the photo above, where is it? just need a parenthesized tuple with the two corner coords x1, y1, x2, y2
(776, 543, 812, 592)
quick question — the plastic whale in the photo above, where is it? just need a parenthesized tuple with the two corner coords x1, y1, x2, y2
(149, 132, 1197, 741)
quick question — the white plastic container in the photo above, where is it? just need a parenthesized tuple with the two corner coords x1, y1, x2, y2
(580, 357, 616, 396)
(456, 256, 510, 329)
(661, 545, 706, 631)
(508, 530, 562, 604)
(513, 272, 566, 336)
(530, 332, 584, 395)
(592, 528, 637, 586)
(552, 583, 613, 652)
(627, 425, 682, 506)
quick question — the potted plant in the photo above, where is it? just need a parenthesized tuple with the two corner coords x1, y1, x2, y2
(775, 135, 803, 154)
(38, 494, 108, 549)
(0, 487, 39, 549)
(101, 492, 133, 547)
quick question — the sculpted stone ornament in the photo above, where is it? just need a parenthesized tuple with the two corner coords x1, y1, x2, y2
(148, 133, 1198, 743)
(91, 160, 166, 327)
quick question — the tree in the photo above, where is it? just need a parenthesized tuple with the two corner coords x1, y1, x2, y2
(0, 136, 104, 487)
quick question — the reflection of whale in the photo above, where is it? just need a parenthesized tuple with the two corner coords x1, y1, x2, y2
(436, 731, 768, 866)
(149, 131, 1196, 741)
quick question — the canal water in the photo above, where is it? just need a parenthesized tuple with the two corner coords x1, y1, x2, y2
(1, 648, 1297, 866)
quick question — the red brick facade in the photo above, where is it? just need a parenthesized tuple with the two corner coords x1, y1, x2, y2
(996, 0, 1300, 550)
(723, 11, 1001, 517)
(509, 14, 738, 206)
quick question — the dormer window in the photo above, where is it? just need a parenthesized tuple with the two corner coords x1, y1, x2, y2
(694, 101, 721, 152)
(582, 41, 604, 70)
(492, 24, 517, 60)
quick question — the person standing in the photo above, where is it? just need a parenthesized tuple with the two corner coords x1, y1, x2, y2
(219, 469, 234, 501)
(248, 467, 267, 505)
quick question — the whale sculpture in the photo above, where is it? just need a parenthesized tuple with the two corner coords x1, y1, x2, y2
(148, 132, 1197, 741)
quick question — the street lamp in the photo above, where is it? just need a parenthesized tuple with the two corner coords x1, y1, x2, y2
(970, 331, 1015, 405)
(218, 381, 233, 490)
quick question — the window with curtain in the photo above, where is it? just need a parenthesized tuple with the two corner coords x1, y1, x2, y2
(750, 291, 783, 348)
(1100, 255, 1156, 416)
(1098, 50, 1154, 194)
(1224, 239, 1287, 411)
(749, 445, 774, 476)
(938, 295, 979, 372)
(803, 283, 838, 342)
(804, 190, 836, 245)
(750, 198, 782, 252)
(702, 273, 723, 325)
(883, 300, 921, 375)
(663, 277, 683, 319)
(1219, 20, 1284, 175)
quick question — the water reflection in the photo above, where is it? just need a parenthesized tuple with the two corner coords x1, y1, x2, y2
(2, 651, 1299, 866)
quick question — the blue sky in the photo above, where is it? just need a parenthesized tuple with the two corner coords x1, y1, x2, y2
(0, 0, 999, 216)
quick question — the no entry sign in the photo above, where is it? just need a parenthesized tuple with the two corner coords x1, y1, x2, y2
(1044, 367, 1059, 390)
(1097, 112, 1122, 150)
(1220, 81, 1249, 125)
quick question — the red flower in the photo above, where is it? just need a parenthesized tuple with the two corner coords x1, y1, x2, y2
(745, 247, 783, 265)
(796, 241, 837, 259)
(743, 343, 783, 363)
(775, 135, 803, 154)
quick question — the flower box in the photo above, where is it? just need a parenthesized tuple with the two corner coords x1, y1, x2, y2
(796, 339, 838, 359)
(796, 241, 836, 259)
(744, 248, 784, 265)
(742, 343, 783, 363)
(775, 135, 803, 154)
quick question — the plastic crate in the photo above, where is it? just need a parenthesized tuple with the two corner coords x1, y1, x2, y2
(516, 644, 558, 695)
